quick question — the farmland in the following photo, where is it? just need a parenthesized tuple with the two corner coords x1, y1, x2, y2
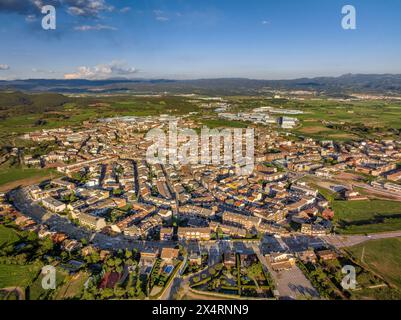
(333, 200, 401, 234)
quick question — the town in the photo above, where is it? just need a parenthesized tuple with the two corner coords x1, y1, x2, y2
(1, 104, 401, 300)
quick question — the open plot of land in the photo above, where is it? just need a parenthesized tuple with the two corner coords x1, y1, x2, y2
(0, 168, 58, 191)
(53, 271, 89, 300)
(231, 98, 401, 141)
(201, 119, 249, 129)
(297, 252, 398, 300)
(346, 237, 401, 290)
(28, 267, 69, 300)
(0, 263, 41, 289)
(0, 287, 25, 300)
(333, 200, 401, 234)
(0, 225, 20, 247)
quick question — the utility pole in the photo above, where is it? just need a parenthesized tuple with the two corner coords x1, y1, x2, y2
(361, 246, 365, 264)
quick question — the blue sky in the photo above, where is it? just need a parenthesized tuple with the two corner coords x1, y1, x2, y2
(0, 0, 400, 80)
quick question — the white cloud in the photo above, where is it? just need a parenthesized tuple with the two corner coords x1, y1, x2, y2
(32, 68, 56, 73)
(25, 14, 37, 22)
(64, 61, 138, 80)
(261, 20, 270, 25)
(74, 24, 117, 31)
(67, 0, 114, 17)
(0, 64, 10, 70)
(120, 6, 131, 13)
(153, 10, 169, 22)
(1, 0, 114, 18)
(156, 16, 169, 22)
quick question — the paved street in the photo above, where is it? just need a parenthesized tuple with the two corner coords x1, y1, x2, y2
(11, 185, 401, 301)
(322, 231, 401, 248)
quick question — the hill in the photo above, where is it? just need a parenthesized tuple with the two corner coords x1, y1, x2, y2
(1, 74, 401, 95)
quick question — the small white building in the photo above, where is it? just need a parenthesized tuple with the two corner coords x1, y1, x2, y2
(42, 197, 66, 213)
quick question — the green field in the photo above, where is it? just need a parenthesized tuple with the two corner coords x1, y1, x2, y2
(304, 181, 338, 203)
(0, 93, 199, 142)
(291, 99, 401, 140)
(1, 92, 400, 143)
(0, 167, 59, 189)
(53, 271, 89, 300)
(0, 225, 20, 247)
(232, 97, 401, 141)
(333, 200, 401, 234)
(346, 237, 401, 290)
(201, 119, 249, 129)
(0, 263, 41, 289)
(29, 267, 69, 300)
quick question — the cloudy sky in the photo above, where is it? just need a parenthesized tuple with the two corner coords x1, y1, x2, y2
(0, 0, 400, 80)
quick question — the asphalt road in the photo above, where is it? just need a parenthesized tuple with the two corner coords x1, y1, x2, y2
(321, 231, 401, 248)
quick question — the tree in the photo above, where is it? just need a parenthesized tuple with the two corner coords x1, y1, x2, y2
(127, 287, 136, 298)
(101, 288, 114, 299)
(40, 237, 54, 253)
(27, 232, 39, 242)
(82, 291, 95, 300)
(114, 257, 122, 267)
(90, 252, 100, 264)
(114, 286, 126, 298)
(125, 248, 132, 259)
(60, 251, 68, 261)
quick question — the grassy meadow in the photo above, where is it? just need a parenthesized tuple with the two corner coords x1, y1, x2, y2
(333, 200, 401, 234)
(346, 237, 401, 290)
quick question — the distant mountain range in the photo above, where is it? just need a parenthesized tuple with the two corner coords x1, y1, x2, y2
(1, 74, 401, 96)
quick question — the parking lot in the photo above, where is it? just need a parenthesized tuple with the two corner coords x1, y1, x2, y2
(272, 265, 320, 300)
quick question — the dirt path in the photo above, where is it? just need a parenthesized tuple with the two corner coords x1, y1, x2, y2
(183, 289, 239, 300)
(0, 287, 25, 300)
